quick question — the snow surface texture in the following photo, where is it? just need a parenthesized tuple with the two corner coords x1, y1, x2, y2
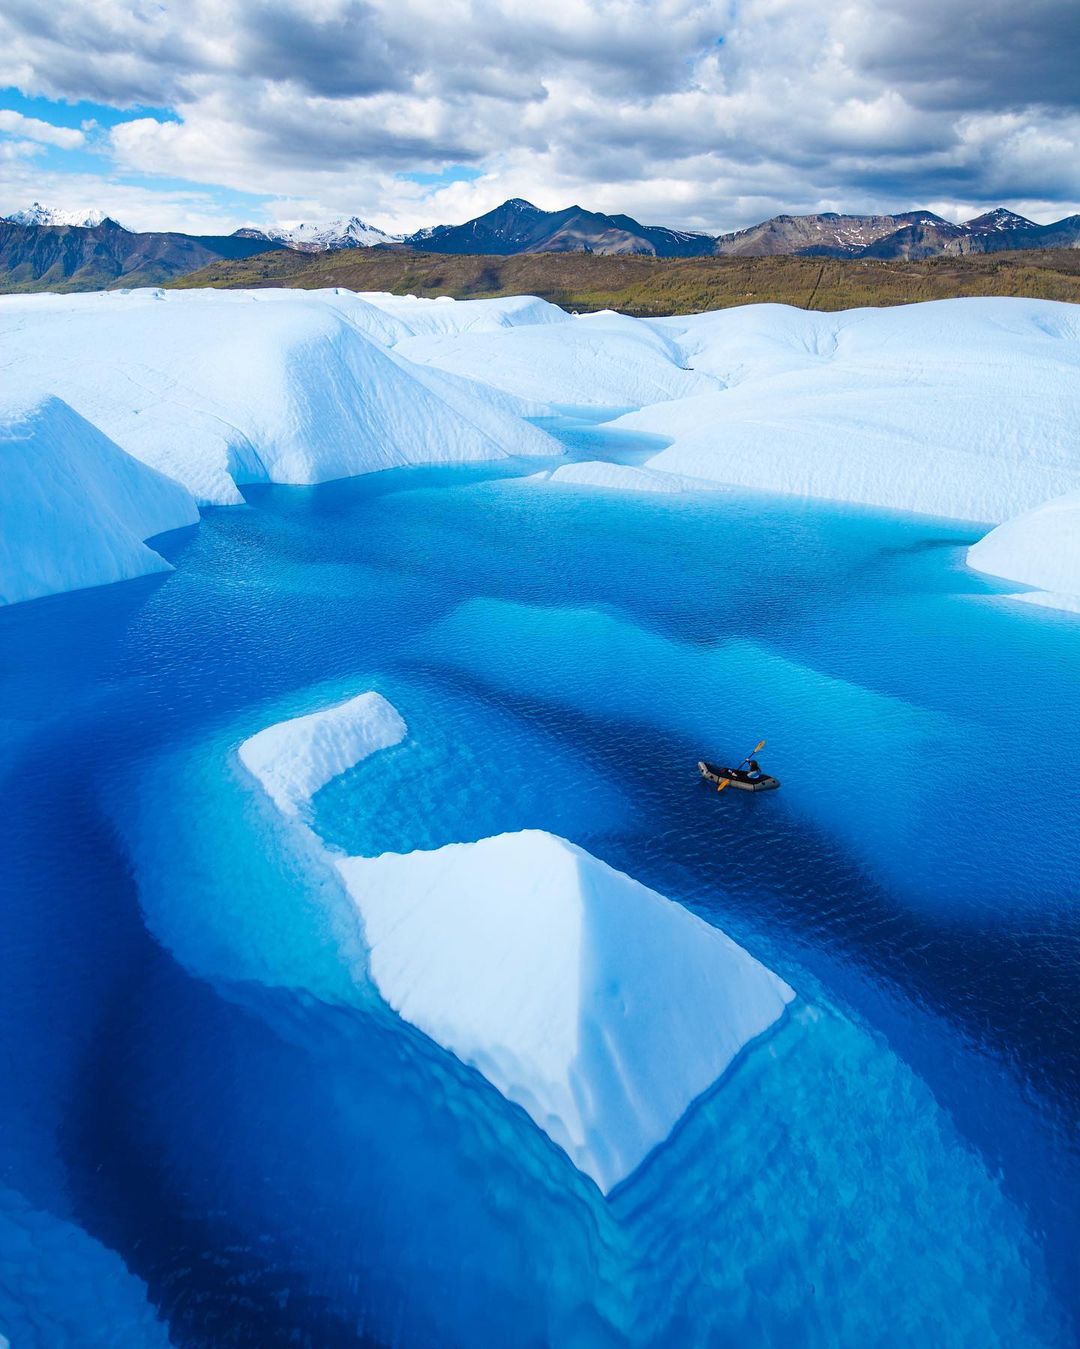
(614, 300, 1080, 524)
(536, 461, 727, 494)
(238, 692, 794, 1194)
(0, 392, 198, 605)
(238, 692, 407, 817)
(0, 288, 560, 505)
(968, 490, 1080, 613)
(388, 307, 717, 411)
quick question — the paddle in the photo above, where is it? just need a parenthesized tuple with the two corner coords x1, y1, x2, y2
(717, 740, 766, 792)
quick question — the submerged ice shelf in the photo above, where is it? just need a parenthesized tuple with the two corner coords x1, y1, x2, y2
(238, 692, 794, 1194)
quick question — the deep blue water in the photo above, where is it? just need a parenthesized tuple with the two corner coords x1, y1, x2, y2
(2, 422, 1079, 1346)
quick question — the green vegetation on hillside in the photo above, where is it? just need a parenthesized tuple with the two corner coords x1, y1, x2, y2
(169, 246, 1080, 314)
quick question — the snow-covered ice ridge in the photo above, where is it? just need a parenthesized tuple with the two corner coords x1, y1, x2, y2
(0, 393, 198, 605)
(0, 288, 574, 602)
(0, 288, 564, 509)
(5, 287, 1080, 608)
(365, 293, 1080, 609)
(611, 299, 1080, 526)
(238, 693, 794, 1195)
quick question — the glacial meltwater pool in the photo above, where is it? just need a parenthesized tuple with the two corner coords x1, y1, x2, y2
(2, 420, 1079, 1347)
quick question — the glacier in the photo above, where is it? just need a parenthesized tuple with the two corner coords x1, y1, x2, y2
(0, 288, 560, 506)
(0, 392, 198, 605)
(237, 692, 794, 1195)
(612, 299, 1080, 523)
(389, 306, 718, 411)
(4, 289, 1080, 607)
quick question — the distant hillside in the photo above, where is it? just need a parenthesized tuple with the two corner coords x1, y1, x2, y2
(712, 211, 951, 257)
(0, 219, 284, 293)
(169, 246, 1080, 315)
(409, 199, 1080, 260)
(405, 198, 716, 257)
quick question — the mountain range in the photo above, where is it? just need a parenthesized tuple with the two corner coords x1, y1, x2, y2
(237, 215, 399, 251)
(1, 198, 1078, 292)
(406, 198, 716, 257)
(0, 217, 286, 292)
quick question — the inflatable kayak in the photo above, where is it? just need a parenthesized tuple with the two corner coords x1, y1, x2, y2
(698, 760, 780, 792)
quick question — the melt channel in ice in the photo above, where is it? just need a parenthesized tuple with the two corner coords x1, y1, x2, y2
(237, 691, 795, 1195)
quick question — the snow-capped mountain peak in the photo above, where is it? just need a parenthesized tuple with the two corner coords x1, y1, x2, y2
(963, 207, 1036, 233)
(5, 202, 123, 230)
(252, 216, 400, 251)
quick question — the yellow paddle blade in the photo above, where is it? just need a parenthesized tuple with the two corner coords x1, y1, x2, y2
(754, 739, 766, 753)
(717, 777, 730, 792)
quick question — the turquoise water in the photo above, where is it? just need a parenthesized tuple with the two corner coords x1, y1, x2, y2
(1, 422, 1079, 1346)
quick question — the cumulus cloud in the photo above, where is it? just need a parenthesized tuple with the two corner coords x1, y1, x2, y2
(0, 109, 84, 149)
(1, 0, 1077, 233)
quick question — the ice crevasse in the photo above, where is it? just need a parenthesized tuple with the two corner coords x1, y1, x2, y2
(238, 692, 795, 1195)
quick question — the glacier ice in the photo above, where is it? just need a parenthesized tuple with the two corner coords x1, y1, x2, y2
(6, 289, 1080, 607)
(0, 392, 198, 605)
(0, 288, 560, 506)
(393, 307, 718, 411)
(540, 460, 727, 493)
(968, 490, 1080, 613)
(613, 298, 1080, 522)
(337, 830, 794, 1195)
(238, 692, 794, 1194)
(238, 691, 407, 818)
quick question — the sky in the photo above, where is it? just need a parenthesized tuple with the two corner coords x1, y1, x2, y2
(0, 0, 1078, 236)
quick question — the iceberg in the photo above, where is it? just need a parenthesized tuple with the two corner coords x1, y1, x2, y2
(238, 692, 794, 1194)
(968, 491, 1080, 613)
(0, 288, 560, 505)
(0, 392, 198, 606)
(238, 691, 407, 817)
(337, 830, 793, 1195)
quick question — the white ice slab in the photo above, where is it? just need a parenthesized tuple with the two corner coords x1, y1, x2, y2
(239, 693, 794, 1194)
(238, 691, 406, 817)
(337, 830, 793, 1194)
(968, 489, 1080, 612)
